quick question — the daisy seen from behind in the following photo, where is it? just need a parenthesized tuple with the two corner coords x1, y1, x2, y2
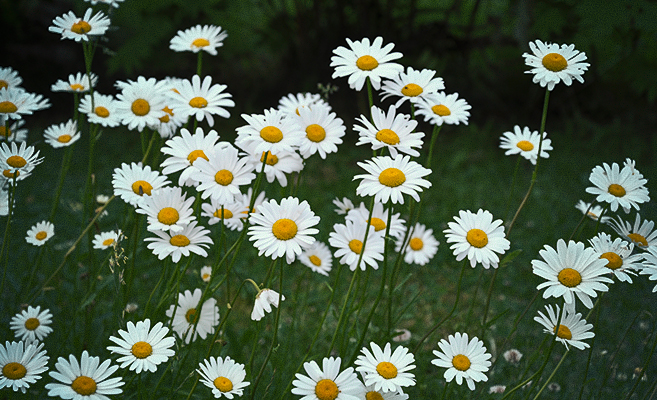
(586, 161, 649, 213)
(534, 304, 594, 350)
(235, 108, 304, 155)
(0, 341, 49, 393)
(112, 162, 170, 207)
(44, 119, 81, 148)
(354, 105, 424, 158)
(331, 37, 403, 91)
(145, 220, 213, 263)
(136, 186, 196, 233)
(0, 87, 50, 120)
(168, 75, 234, 126)
(292, 356, 363, 400)
(415, 92, 471, 126)
(170, 25, 228, 56)
(589, 232, 642, 283)
(197, 356, 249, 399)
(295, 103, 345, 159)
(107, 319, 175, 374)
(25, 221, 54, 246)
(355, 342, 416, 393)
(354, 154, 431, 205)
(9, 306, 53, 344)
(431, 332, 491, 391)
(115, 76, 168, 132)
(251, 288, 285, 321)
(380, 66, 445, 107)
(329, 220, 385, 271)
(92, 230, 122, 250)
(166, 288, 219, 344)
(49, 8, 110, 42)
(499, 125, 552, 165)
(79, 93, 121, 127)
(607, 213, 657, 249)
(523, 39, 590, 91)
(160, 127, 221, 186)
(51, 72, 97, 93)
(395, 222, 439, 266)
(299, 241, 333, 276)
(46, 350, 123, 400)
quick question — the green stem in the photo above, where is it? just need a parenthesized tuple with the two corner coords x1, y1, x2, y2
(197, 52, 203, 77)
(425, 124, 443, 170)
(49, 143, 75, 221)
(531, 349, 570, 400)
(0, 178, 17, 294)
(480, 268, 499, 339)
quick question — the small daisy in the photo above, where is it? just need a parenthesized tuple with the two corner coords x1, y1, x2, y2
(354, 105, 424, 158)
(170, 25, 228, 56)
(278, 92, 329, 116)
(489, 385, 506, 394)
(443, 209, 510, 269)
(241, 143, 304, 187)
(93, 230, 122, 250)
(235, 108, 304, 155)
(79, 93, 122, 127)
(107, 319, 176, 373)
(48, 8, 111, 42)
(44, 119, 81, 148)
(0, 87, 50, 120)
(46, 350, 123, 399)
(0, 341, 49, 393)
(25, 221, 54, 246)
(415, 92, 471, 126)
(9, 306, 53, 344)
(532, 239, 613, 309)
(150, 103, 185, 139)
(197, 356, 249, 399)
(251, 288, 285, 321)
(200, 266, 212, 282)
(607, 214, 657, 249)
(523, 39, 590, 91)
(331, 37, 403, 91)
(136, 186, 196, 233)
(329, 220, 385, 271)
(1, 141, 43, 177)
(354, 154, 431, 205)
(534, 304, 594, 350)
(201, 196, 248, 231)
(589, 232, 642, 283)
(499, 125, 552, 165)
(575, 200, 611, 224)
(191, 143, 255, 204)
(295, 103, 345, 159)
(380, 66, 445, 107)
(84, 0, 125, 8)
(585, 161, 649, 213)
(51, 72, 97, 93)
(112, 162, 170, 207)
(431, 332, 491, 391)
(145, 221, 213, 263)
(360, 384, 408, 400)
(392, 329, 412, 343)
(355, 342, 415, 393)
(115, 76, 168, 132)
(333, 197, 355, 215)
(299, 241, 333, 276)
(166, 288, 219, 344)
(168, 75, 234, 126)
(395, 223, 439, 266)
(502, 349, 523, 365)
(292, 356, 363, 400)
(238, 188, 267, 218)
(346, 201, 406, 238)
(247, 197, 320, 264)
(160, 127, 221, 186)
(0, 117, 28, 142)
(0, 66, 23, 91)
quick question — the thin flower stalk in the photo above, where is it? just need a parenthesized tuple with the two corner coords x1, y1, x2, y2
(49, 144, 75, 221)
(0, 177, 17, 294)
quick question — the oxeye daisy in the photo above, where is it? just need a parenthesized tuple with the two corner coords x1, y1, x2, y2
(502, 349, 523, 365)
(9, 306, 53, 344)
(395, 223, 439, 266)
(197, 356, 250, 399)
(1, 141, 43, 177)
(238, 188, 267, 219)
(585, 161, 649, 213)
(201, 196, 248, 231)
(532, 239, 613, 309)
(415, 92, 471, 126)
(0, 88, 50, 120)
(333, 197, 355, 215)
(25, 221, 54, 246)
(295, 103, 345, 159)
(354, 154, 431, 205)
(79, 93, 121, 127)
(331, 37, 403, 91)
(112, 162, 170, 207)
(355, 342, 416, 393)
(361, 383, 408, 399)
(329, 220, 385, 271)
(346, 201, 406, 238)
(0, 66, 23, 91)
(575, 200, 611, 224)
(589, 232, 642, 283)
(241, 143, 304, 187)
(523, 39, 590, 91)
(0, 117, 28, 142)
(45, 350, 123, 399)
(607, 214, 657, 249)
(168, 75, 234, 127)
(443, 209, 510, 269)
(51, 72, 97, 93)
(92, 230, 122, 250)
(136, 186, 196, 233)
(235, 108, 304, 155)
(354, 105, 424, 158)
(145, 221, 213, 263)
(170, 25, 228, 56)
(0, 341, 49, 393)
(499, 125, 552, 165)
(292, 356, 363, 400)
(431, 332, 491, 391)
(107, 319, 176, 373)
(247, 196, 320, 264)
(166, 288, 219, 344)
(160, 127, 221, 186)
(380, 66, 445, 107)
(43, 119, 81, 148)
(278, 92, 329, 116)
(48, 8, 111, 42)
(534, 304, 594, 350)
(115, 76, 168, 132)
(191, 143, 255, 204)
(200, 266, 212, 282)
(299, 241, 333, 276)
(251, 288, 285, 321)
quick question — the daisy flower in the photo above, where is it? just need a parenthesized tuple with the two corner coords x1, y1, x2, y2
(247, 197, 320, 263)
(534, 304, 594, 350)
(166, 288, 219, 344)
(415, 92, 471, 126)
(354, 154, 431, 205)
(499, 125, 552, 165)
(0, 87, 50, 120)
(489, 385, 506, 394)
(395, 223, 439, 266)
(136, 186, 196, 233)
(354, 105, 424, 158)
(115, 76, 168, 132)
(331, 37, 403, 91)
(278, 92, 329, 116)
(329, 220, 385, 271)
(355, 342, 415, 393)
(190, 143, 255, 204)
(84, 0, 125, 8)
(333, 197, 355, 215)
(523, 39, 590, 91)
(295, 103, 345, 159)
(292, 356, 363, 400)
(48, 8, 111, 42)
(92, 230, 122, 250)
(380, 66, 445, 107)
(51, 72, 97, 93)
(79, 93, 122, 127)
(235, 108, 304, 155)
(25, 221, 54, 246)
(170, 25, 228, 55)
(151, 104, 185, 139)
(431, 332, 491, 391)
(361, 383, 408, 400)
(251, 288, 285, 321)
(0, 66, 22, 91)
(238, 188, 267, 218)
(299, 241, 333, 276)
(200, 266, 212, 282)
(1, 141, 43, 177)
(145, 221, 213, 263)
(9, 306, 53, 344)
(201, 196, 248, 231)
(585, 161, 649, 213)
(197, 356, 250, 399)
(346, 201, 406, 238)
(167, 75, 234, 126)
(0, 341, 49, 393)
(160, 127, 221, 186)
(443, 209, 510, 269)
(607, 214, 657, 249)
(241, 142, 304, 187)
(112, 162, 170, 207)
(532, 239, 613, 309)
(502, 349, 523, 365)
(43, 119, 81, 148)
(0, 117, 28, 142)
(46, 350, 123, 399)
(107, 319, 176, 373)
(575, 200, 611, 224)
(640, 249, 657, 292)
(589, 232, 642, 283)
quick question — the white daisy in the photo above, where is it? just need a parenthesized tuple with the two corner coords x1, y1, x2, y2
(0, 66, 23, 91)
(79, 93, 122, 127)
(107, 319, 176, 373)
(200, 266, 212, 282)
(292, 356, 364, 400)
(355, 342, 416, 393)
(443, 209, 510, 269)
(331, 37, 403, 91)
(489, 385, 506, 394)
(502, 349, 523, 365)
(354, 105, 424, 158)
(25, 221, 54, 246)
(45, 350, 123, 400)
(251, 288, 285, 321)
(575, 200, 611, 224)
(92, 230, 122, 250)
(166, 288, 219, 344)
(235, 108, 304, 155)
(532, 239, 613, 309)
(191, 143, 255, 204)
(167, 75, 234, 126)
(170, 25, 228, 56)
(333, 197, 355, 215)
(160, 127, 221, 186)
(0, 117, 28, 142)
(585, 161, 649, 213)
(151, 104, 185, 139)
(197, 356, 250, 399)
(534, 304, 594, 350)
(295, 103, 345, 159)
(589, 232, 642, 283)
(607, 214, 657, 249)
(0, 87, 50, 120)
(395, 223, 439, 266)
(329, 220, 385, 271)
(247, 197, 320, 263)
(241, 143, 304, 187)
(201, 196, 248, 231)
(51, 72, 97, 93)
(1, 141, 43, 177)
(9, 306, 53, 344)
(145, 221, 213, 263)
(299, 241, 333, 276)
(380, 66, 445, 107)
(354, 154, 432, 205)
(44, 119, 81, 148)
(84, 0, 125, 8)
(238, 188, 267, 219)
(346, 201, 406, 238)
(112, 162, 170, 207)
(360, 383, 408, 400)
(431, 332, 491, 391)
(523, 39, 590, 91)
(115, 76, 168, 132)
(415, 92, 471, 126)
(640, 249, 657, 292)
(136, 186, 196, 233)
(48, 8, 111, 42)
(278, 92, 329, 116)
(499, 125, 552, 165)
(0, 341, 49, 393)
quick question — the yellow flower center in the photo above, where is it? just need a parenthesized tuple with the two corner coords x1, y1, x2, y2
(309, 255, 322, 266)
(170, 235, 190, 247)
(71, 20, 92, 34)
(542, 53, 568, 72)
(315, 379, 339, 400)
(2, 362, 27, 380)
(369, 217, 386, 232)
(272, 218, 298, 240)
(608, 184, 626, 198)
(71, 376, 97, 395)
(260, 151, 278, 165)
(452, 354, 471, 371)
(306, 124, 326, 142)
(516, 140, 534, 151)
(260, 126, 283, 143)
(356, 55, 379, 71)
(131, 99, 150, 116)
(366, 391, 384, 400)
(376, 361, 398, 379)
(378, 167, 406, 188)
(401, 83, 423, 97)
(349, 239, 363, 254)
(94, 106, 110, 118)
(553, 324, 573, 340)
(7, 155, 26, 168)
(185, 308, 197, 323)
(159, 106, 174, 123)
(187, 149, 209, 164)
(131, 341, 153, 359)
(214, 376, 233, 392)
(0, 80, 7, 89)
(24, 317, 40, 330)
(131, 180, 153, 196)
(214, 169, 234, 186)
(3, 169, 19, 178)
(628, 233, 648, 247)
(0, 126, 11, 137)
(557, 268, 582, 288)
(102, 238, 115, 247)
(58, 134, 72, 143)
(70, 83, 84, 91)
(202, 273, 210, 280)
(189, 97, 208, 108)
(35, 231, 48, 241)
(600, 252, 623, 270)
(431, 104, 451, 116)
(409, 237, 423, 251)
(157, 207, 180, 225)
(466, 228, 488, 248)
(214, 209, 234, 219)
(192, 38, 210, 48)
(375, 129, 400, 145)
(0, 101, 18, 113)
